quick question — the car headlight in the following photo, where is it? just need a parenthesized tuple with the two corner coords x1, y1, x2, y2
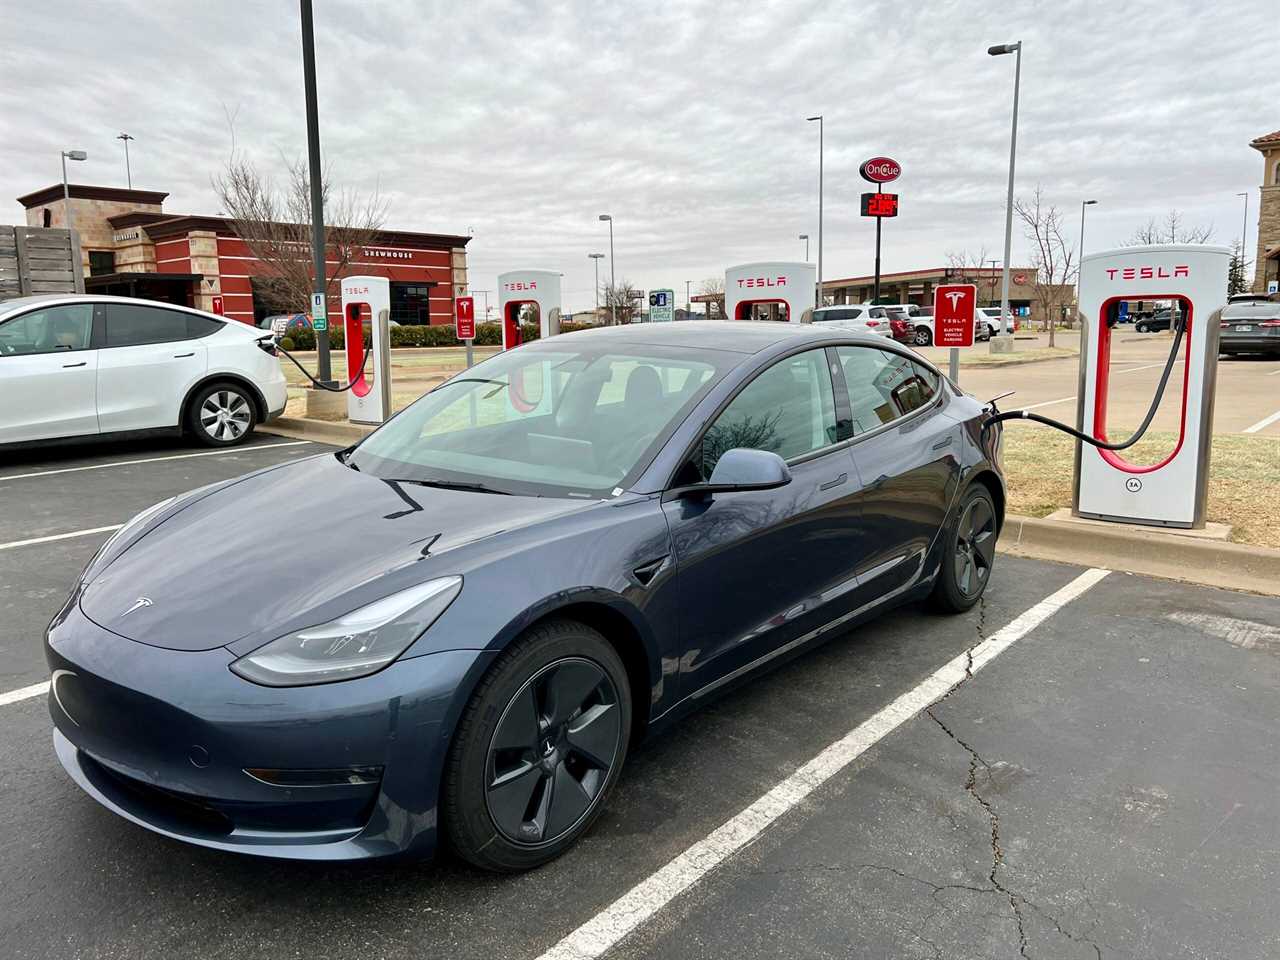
(229, 576, 463, 687)
(87, 497, 176, 574)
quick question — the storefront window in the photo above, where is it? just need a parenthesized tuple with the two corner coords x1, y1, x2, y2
(391, 282, 433, 325)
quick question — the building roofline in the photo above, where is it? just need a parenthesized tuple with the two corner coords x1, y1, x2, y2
(1250, 129, 1280, 149)
(16, 183, 169, 208)
(140, 214, 471, 249)
(822, 266, 1035, 286)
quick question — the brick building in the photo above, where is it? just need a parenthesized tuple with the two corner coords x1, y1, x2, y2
(821, 266, 1038, 314)
(1250, 128, 1280, 293)
(16, 184, 470, 325)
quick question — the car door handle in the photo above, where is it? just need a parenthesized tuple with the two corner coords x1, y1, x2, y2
(62, 361, 87, 368)
(173, 352, 195, 359)
(931, 436, 954, 450)
(819, 472, 848, 491)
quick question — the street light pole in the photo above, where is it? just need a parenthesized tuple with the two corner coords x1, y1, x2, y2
(599, 215, 616, 325)
(799, 233, 809, 260)
(116, 133, 134, 188)
(299, 0, 333, 385)
(1076, 200, 1097, 322)
(989, 41, 1022, 338)
(1236, 191, 1249, 280)
(589, 253, 604, 318)
(60, 149, 87, 236)
(807, 116, 824, 309)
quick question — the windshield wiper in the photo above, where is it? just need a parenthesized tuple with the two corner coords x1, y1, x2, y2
(388, 477, 512, 496)
(430, 377, 509, 399)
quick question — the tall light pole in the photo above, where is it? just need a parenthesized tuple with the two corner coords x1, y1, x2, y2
(989, 41, 1022, 337)
(589, 253, 604, 317)
(798, 233, 810, 260)
(807, 116, 824, 309)
(685, 279, 692, 319)
(60, 149, 88, 236)
(1237, 190, 1249, 267)
(299, 0, 333, 385)
(599, 215, 616, 325)
(1077, 199, 1098, 321)
(116, 133, 135, 188)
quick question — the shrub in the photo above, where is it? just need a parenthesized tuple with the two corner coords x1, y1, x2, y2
(279, 336, 296, 352)
(280, 321, 593, 353)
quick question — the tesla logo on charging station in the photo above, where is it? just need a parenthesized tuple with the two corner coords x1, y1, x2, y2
(1105, 266, 1189, 280)
(738, 276, 788, 288)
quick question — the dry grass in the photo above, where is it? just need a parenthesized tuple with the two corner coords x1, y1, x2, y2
(1001, 422, 1280, 547)
(957, 345, 1078, 366)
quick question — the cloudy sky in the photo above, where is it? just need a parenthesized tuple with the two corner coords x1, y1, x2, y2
(1, 0, 1273, 312)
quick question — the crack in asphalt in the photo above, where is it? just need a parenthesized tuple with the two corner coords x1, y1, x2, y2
(921, 593, 1104, 960)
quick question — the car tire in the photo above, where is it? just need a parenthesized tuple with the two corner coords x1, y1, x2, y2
(443, 618, 632, 872)
(914, 327, 932, 346)
(930, 483, 998, 614)
(186, 381, 257, 447)
(1135, 322, 1150, 333)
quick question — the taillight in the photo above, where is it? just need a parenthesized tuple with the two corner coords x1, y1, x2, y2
(866, 320, 881, 327)
(1221, 322, 1229, 329)
(1260, 320, 1280, 327)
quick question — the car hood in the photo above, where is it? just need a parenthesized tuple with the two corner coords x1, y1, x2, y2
(80, 453, 591, 651)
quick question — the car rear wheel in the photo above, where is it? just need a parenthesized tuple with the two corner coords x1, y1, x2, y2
(443, 619, 632, 872)
(914, 327, 932, 346)
(930, 484, 998, 614)
(187, 382, 256, 447)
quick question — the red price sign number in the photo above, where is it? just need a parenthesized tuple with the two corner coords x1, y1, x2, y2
(455, 296, 476, 340)
(860, 192, 898, 218)
(933, 283, 977, 348)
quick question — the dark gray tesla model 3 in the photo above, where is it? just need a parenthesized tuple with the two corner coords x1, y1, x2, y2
(46, 321, 1004, 870)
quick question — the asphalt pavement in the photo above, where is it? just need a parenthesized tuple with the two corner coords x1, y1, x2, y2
(1, 435, 1278, 959)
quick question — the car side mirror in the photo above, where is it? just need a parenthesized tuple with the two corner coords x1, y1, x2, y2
(667, 448, 792, 501)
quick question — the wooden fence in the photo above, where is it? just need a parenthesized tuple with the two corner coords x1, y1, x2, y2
(0, 226, 85, 301)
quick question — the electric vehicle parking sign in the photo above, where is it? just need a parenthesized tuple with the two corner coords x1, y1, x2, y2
(934, 283, 977, 348)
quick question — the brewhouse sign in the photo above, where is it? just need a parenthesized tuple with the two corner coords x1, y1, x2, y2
(859, 157, 901, 184)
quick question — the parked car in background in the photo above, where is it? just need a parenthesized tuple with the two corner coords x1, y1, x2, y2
(906, 306, 987, 346)
(977, 307, 1018, 338)
(1135, 307, 1181, 334)
(811, 305, 893, 337)
(1220, 299, 1280, 357)
(0, 295, 286, 448)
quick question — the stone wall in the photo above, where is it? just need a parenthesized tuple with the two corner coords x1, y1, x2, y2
(25, 195, 163, 274)
(1251, 142, 1279, 293)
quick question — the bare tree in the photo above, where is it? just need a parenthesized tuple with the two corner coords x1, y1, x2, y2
(945, 247, 996, 302)
(1014, 185, 1077, 346)
(602, 279, 640, 324)
(1123, 209, 1214, 246)
(212, 133, 387, 315)
(698, 276, 725, 317)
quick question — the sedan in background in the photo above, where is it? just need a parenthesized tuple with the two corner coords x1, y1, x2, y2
(47, 321, 1004, 870)
(0, 295, 286, 448)
(1220, 299, 1280, 357)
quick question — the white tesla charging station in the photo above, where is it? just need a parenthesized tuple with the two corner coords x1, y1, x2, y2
(340, 275, 392, 425)
(497, 270, 562, 349)
(724, 262, 816, 322)
(1073, 244, 1230, 528)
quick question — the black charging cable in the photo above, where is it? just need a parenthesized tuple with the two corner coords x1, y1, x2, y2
(982, 316, 1186, 451)
(271, 334, 374, 393)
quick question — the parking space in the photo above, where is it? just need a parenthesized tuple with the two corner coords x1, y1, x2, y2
(1, 439, 1279, 959)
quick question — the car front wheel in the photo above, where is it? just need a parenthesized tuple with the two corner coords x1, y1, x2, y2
(1135, 322, 1150, 333)
(914, 327, 932, 346)
(443, 619, 632, 872)
(187, 382, 256, 447)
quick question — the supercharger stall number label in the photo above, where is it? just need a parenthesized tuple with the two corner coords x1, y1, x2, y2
(1125, 477, 1143, 493)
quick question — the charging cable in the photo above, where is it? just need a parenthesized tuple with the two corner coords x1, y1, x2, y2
(982, 316, 1186, 451)
(271, 333, 373, 393)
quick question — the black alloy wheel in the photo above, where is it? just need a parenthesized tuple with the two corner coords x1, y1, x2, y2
(443, 619, 632, 871)
(931, 484, 998, 613)
(485, 657, 621, 846)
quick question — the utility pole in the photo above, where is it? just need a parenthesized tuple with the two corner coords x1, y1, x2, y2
(685, 279, 692, 319)
(989, 40, 1023, 339)
(807, 116, 824, 309)
(300, 0, 334, 385)
(599, 215, 616, 325)
(589, 253, 604, 319)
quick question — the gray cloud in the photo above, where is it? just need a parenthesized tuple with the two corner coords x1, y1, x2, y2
(1, 0, 1272, 312)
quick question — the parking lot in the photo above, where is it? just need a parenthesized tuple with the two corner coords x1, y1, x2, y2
(3, 434, 1279, 959)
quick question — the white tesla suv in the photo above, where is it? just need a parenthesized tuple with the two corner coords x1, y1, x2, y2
(0, 295, 287, 448)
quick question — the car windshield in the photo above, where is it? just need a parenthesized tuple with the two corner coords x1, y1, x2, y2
(347, 338, 732, 498)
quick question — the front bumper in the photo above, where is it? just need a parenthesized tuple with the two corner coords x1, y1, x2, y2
(46, 600, 488, 860)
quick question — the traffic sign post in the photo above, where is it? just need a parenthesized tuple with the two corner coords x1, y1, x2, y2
(311, 291, 328, 333)
(455, 295, 476, 368)
(934, 283, 977, 384)
(648, 289, 675, 323)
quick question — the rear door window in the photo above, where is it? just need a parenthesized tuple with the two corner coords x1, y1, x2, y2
(836, 346, 940, 435)
(104, 303, 194, 347)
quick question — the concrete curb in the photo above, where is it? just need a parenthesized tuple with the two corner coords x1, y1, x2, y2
(999, 513, 1280, 597)
(260, 417, 372, 446)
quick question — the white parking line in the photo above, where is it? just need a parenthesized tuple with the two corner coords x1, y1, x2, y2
(1021, 395, 1076, 411)
(0, 525, 122, 552)
(537, 567, 1112, 960)
(0, 440, 312, 484)
(1244, 408, 1280, 434)
(0, 681, 49, 707)
(1268, 369, 1280, 377)
(1115, 362, 1167, 375)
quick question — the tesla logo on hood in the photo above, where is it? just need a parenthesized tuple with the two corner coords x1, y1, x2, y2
(120, 597, 153, 619)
